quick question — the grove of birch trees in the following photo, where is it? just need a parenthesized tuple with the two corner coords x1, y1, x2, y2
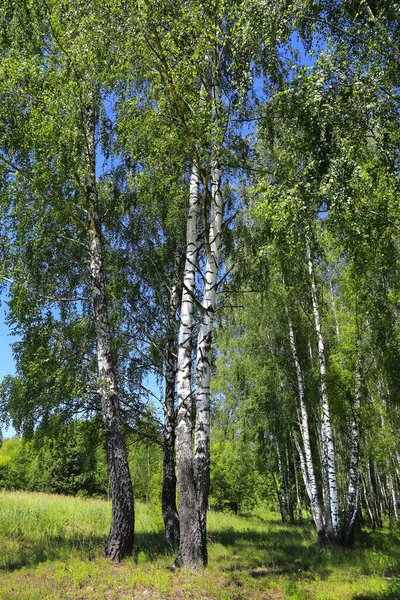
(1, 0, 400, 570)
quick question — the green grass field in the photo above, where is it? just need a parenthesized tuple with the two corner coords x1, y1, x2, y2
(0, 491, 399, 599)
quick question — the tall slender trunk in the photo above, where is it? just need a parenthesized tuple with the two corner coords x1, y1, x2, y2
(317, 425, 332, 533)
(307, 245, 340, 541)
(294, 429, 310, 499)
(366, 458, 383, 529)
(287, 312, 324, 536)
(362, 477, 376, 528)
(276, 443, 287, 523)
(285, 445, 295, 524)
(330, 279, 340, 343)
(378, 379, 400, 529)
(89, 205, 134, 561)
(294, 456, 303, 523)
(174, 163, 202, 568)
(193, 55, 223, 567)
(84, 105, 134, 561)
(388, 472, 400, 528)
(344, 350, 362, 545)
(162, 250, 181, 549)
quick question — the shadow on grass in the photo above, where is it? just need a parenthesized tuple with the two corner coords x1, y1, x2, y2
(133, 530, 170, 560)
(3, 514, 400, 590)
(209, 523, 400, 584)
(1, 533, 105, 572)
(353, 587, 400, 600)
(1, 529, 174, 573)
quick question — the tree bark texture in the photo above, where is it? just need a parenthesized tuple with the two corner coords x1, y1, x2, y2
(162, 250, 180, 549)
(174, 163, 203, 568)
(89, 205, 134, 561)
(308, 245, 340, 541)
(85, 106, 134, 561)
(193, 60, 223, 567)
(294, 456, 303, 523)
(344, 350, 362, 545)
(277, 443, 288, 523)
(378, 379, 400, 529)
(287, 314, 325, 537)
(285, 446, 295, 524)
(294, 429, 310, 499)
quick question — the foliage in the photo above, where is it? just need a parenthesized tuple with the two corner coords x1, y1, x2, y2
(0, 0, 400, 570)
(0, 418, 164, 502)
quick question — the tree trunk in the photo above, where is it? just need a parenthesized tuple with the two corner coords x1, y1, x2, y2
(85, 105, 134, 562)
(294, 456, 303, 523)
(193, 57, 223, 567)
(174, 162, 202, 568)
(287, 313, 325, 537)
(294, 429, 310, 500)
(276, 443, 287, 523)
(362, 477, 376, 528)
(162, 250, 180, 549)
(308, 245, 340, 541)
(89, 205, 134, 561)
(377, 377, 400, 529)
(344, 350, 362, 545)
(285, 445, 295, 524)
(366, 459, 383, 529)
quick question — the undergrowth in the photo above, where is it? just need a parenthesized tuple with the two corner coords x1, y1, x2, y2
(0, 491, 399, 599)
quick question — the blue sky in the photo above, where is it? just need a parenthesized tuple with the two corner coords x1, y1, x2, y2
(0, 291, 17, 438)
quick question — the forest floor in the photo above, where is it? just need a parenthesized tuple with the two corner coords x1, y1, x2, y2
(0, 492, 399, 600)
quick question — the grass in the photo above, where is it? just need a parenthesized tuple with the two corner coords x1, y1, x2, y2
(0, 492, 399, 599)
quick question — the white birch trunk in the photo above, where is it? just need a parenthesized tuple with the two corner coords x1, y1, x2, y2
(377, 377, 399, 527)
(162, 249, 181, 549)
(174, 163, 202, 568)
(285, 445, 295, 524)
(307, 245, 340, 540)
(294, 429, 310, 498)
(330, 280, 340, 343)
(344, 350, 362, 544)
(193, 53, 223, 566)
(294, 456, 303, 523)
(287, 314, 325, 536)
(276, 443, 287, 523)
(362, 478, 376, 527)
(366, 458, 382, 529)
(388, 472, 400, 527)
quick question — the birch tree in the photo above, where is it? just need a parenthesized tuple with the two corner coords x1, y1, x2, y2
(0, 0, 137, 560)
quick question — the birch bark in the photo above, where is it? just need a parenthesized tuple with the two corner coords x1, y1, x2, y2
(285, 446, 295, 524)
(88, 205, 134, 561)
(84, 105, 134, 561)
(193, 53, 223, 567)
(287, 312, 325, 536)
(276, 442, 287, 523)
(344, 350, 362, 545)
(378, 379, 400, 528)
(174, 163, 202, 568)
(162, 250, 181, 549)
(294, 429, 310, 498)
(294, 456, 303, 523)
(307, 245, 340, 541)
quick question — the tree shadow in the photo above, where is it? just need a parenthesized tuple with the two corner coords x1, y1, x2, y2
(209, 524, 400, 584)
(132, 530, 171, 561)
(3, 515, 400, 590)
(353, 588, 400, 600)
(1, 529, 174, 573)
(1, 533, 105, 572)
